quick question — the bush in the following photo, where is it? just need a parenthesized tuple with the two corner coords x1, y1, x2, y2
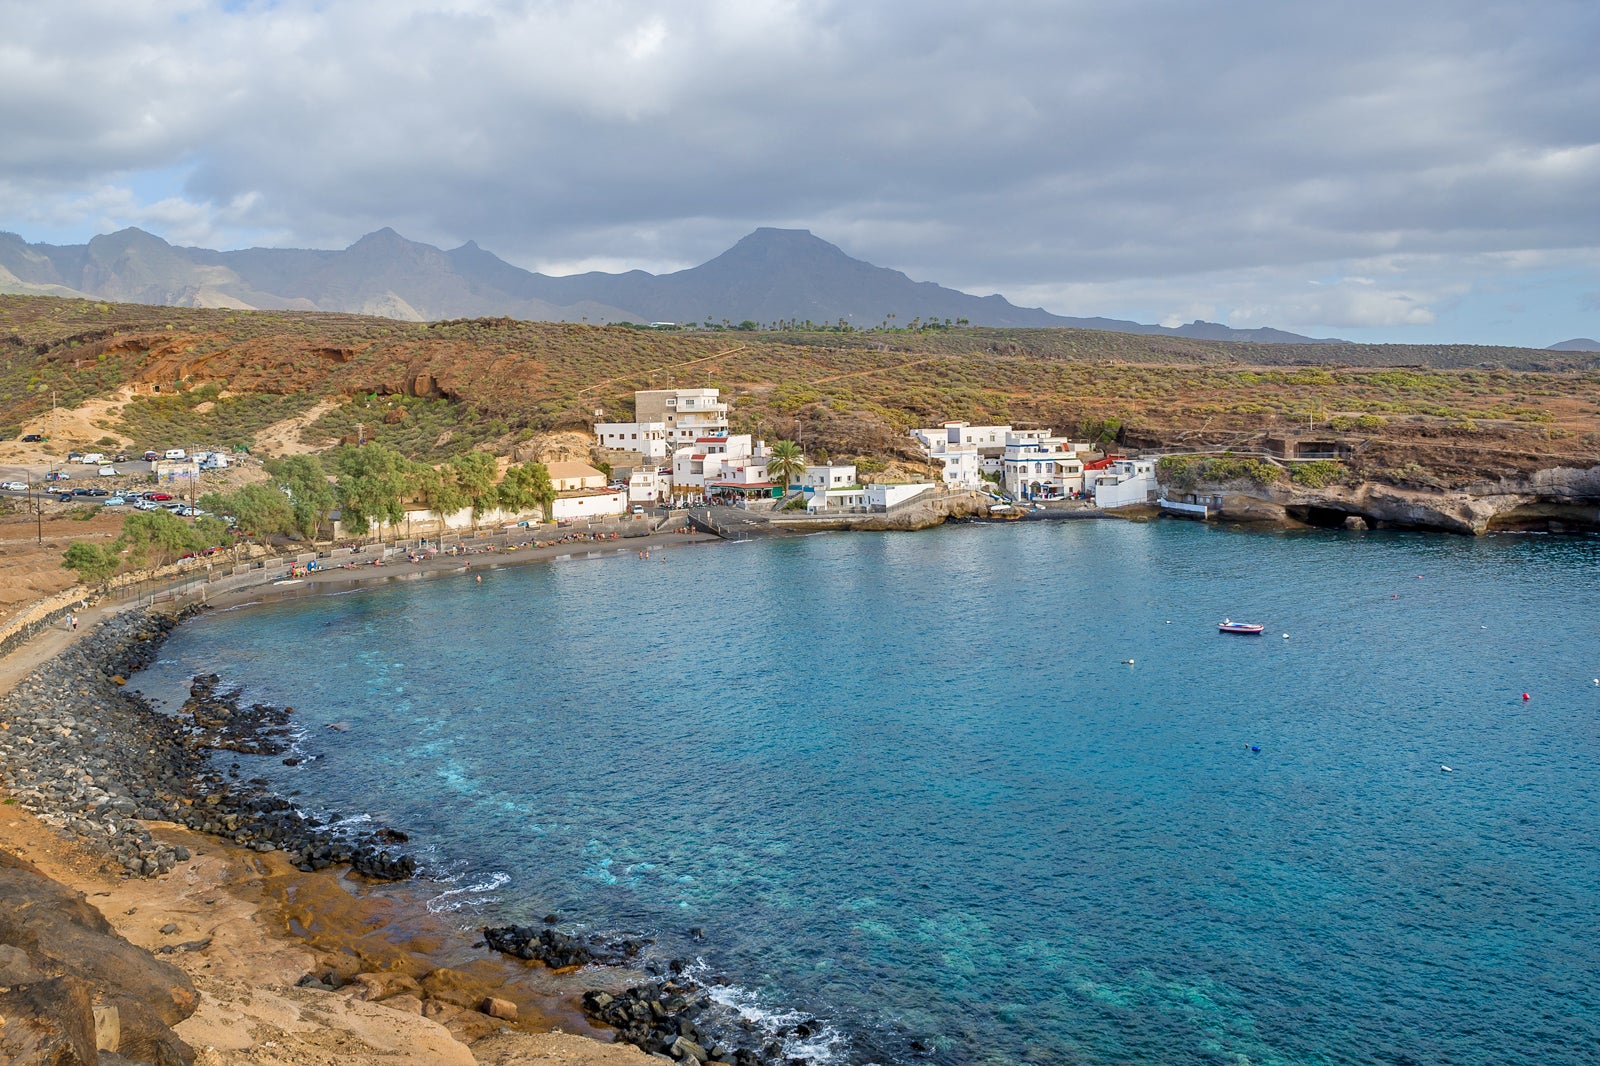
(1289, 460, 1347, 488)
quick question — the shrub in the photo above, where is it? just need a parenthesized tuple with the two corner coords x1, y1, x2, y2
(1289, 460, 1347, 488)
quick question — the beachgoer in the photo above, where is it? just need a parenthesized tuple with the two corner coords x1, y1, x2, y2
(68, 612, 77, 631)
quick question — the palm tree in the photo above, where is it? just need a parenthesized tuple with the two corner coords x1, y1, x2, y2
(765, 440, 807, 489)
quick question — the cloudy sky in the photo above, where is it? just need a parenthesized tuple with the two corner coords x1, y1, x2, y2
(3, 0, 1597, 346)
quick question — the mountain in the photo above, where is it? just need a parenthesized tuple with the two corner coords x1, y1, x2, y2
(1547, 338, 1600, 352)
(0, 226, 1341, 342)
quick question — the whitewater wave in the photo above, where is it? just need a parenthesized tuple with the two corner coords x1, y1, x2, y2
(426, 870, 512, 914)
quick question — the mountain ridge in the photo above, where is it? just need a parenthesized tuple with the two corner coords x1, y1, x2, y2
(0, 225, 1342, 342)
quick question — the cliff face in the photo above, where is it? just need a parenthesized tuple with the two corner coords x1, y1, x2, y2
(1174, 465, 1600, 535)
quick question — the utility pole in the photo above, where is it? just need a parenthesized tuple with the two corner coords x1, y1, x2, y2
(33, 478, 41, 545)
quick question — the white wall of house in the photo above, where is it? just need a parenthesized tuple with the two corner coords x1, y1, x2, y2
(595, 421, 669, 462)
(331, 503, 543, 539)
(1092, 459, 1157, 508)
(801, 464, 857, 489)
(635, 388, 730, 443)
(803, 485, 868, 511)
(551, 490, 627, 521)
(867, 483, 935, 509)
(628, 469, 667, 506)
(1001, 438, 1086, 500)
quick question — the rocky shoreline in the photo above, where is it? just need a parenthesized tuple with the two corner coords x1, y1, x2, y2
(0, 607, 418, 884)
(1, 604, 848, 1065)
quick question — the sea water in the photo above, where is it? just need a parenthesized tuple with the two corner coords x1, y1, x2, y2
(133, 521, 1600, 1064)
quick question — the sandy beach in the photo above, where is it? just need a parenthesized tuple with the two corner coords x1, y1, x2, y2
(0, 528, 726, 1065)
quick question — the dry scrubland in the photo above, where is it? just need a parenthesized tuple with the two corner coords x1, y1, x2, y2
(3, 294, 1599, 486)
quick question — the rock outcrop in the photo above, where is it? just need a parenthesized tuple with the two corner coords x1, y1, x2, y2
(1169, 464, 1600, 535)
(0, 849, 197, 1065)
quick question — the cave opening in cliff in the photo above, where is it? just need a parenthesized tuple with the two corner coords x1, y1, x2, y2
(1286, 505, 1364, 529)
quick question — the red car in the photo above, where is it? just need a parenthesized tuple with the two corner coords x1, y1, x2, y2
(148, 492, 174, 501)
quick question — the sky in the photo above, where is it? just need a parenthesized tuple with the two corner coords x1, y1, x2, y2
(2, 0, 1598, 347)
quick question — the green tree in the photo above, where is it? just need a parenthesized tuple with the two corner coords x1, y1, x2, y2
(497, 462, 551, 516)
(118, 509, 199, 569)
(332, 443, 413, 536)
(450, 451, 500, 520)
(265, 454, 338, 541)
(765, 440, 807, 487)
(200, 483, 293, 542)
(62, 541, 117, 585)
(410, 463, 468, 518)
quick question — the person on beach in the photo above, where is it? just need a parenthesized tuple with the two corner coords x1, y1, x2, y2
(68, 612, 77, 631)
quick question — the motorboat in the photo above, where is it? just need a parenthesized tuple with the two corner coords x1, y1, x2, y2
(1218, 619, 1264, 634)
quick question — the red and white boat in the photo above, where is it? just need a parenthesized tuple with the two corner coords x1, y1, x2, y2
(1218, 619, 1264, 634)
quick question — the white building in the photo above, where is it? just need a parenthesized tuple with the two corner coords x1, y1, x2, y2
(867, 483, 936, 510)
(595, 421, 669, 462)
(800, 463, 857, 491)
(636, 388, 730, 444)
(800, 464, 862, 511)
(628, 468, 668, 507)
(669, 434, 782, 503)
(1001, 437, 1089, 501)
(911, 422, 1052, 488)
(1091, 458, 1158, 509)
(550, 490, 627, 521)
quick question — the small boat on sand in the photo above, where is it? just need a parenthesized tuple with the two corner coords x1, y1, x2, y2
(1218, 619, 1264, 634)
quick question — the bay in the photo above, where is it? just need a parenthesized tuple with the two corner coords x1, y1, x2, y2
(134, 520, 1600, 1064)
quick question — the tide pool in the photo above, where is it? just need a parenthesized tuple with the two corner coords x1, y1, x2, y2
(134, 521, 1600, 1064)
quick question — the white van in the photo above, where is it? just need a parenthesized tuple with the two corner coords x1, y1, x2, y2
(98, 465, 117, 477)
(164, 449, 187, 460)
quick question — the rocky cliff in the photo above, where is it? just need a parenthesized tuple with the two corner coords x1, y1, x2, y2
(1170, 465, 1600, 535)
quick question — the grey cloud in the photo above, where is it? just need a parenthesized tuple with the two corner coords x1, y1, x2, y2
(2, 0, 1598, 338)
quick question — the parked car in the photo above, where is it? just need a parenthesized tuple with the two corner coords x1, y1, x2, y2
(148, 492, 174, 501)
(143, 450, 159, 462)
(72, 487, 93, 496)
(84, 488, 109, 497)
(22, 433, 45, 443)
(133, 499, 159, 510)
(57, 492, 73, 502)
(98, 465, 118, 476)
(0, 481, 27, 492)
(104, 496, 126, 506)
(113, 454, 129, 463)
(67, 452, 84, 463)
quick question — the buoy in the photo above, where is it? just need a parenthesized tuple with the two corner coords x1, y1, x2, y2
(1282, 633, 1289, 639)
(1522, 693, 1530, 701)
(1123, 659, 1135, 665)
(1441, 765, 1453, 773)
(1250, 745, 1261, 753)
(1392, 594, 1398, 599)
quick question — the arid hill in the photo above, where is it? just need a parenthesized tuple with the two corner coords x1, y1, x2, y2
(2, 295, 1597, 485)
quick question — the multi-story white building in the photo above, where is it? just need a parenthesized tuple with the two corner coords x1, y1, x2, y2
(669, 434, 781, 503)
(636, 388, 730, 444)
(911, 422, 1044, 488)
(1090, 458, 1158, 509)
(627, 468, 668, 507)
(1000, 438, 1089, 500)
(595, 421, 669, 462)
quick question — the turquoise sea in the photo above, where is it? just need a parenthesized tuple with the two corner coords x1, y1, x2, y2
(133, 521, 1600, 1064)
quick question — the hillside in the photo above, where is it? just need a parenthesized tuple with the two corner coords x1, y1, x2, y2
(2, 226, 1338, 341)
(2, 295, 1597, 486)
